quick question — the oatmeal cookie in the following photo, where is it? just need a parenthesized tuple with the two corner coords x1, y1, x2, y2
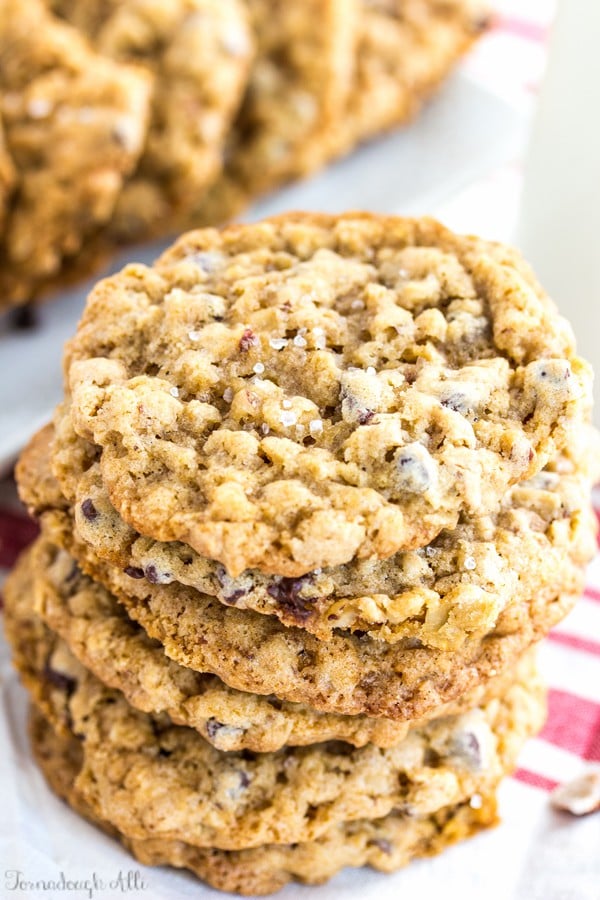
(18, 429, 591, 720)
(63, 214, 592, 576)
(25, 532, 539, 752)
(31, 708, 499, 895)
(42, 416, 599, 645)
(4, 572, 544, 851)
(0, 0, 152, 309)
(330, 0, 490, 155)
(185, 0, 356, 226)
(48, 0, 253, 239)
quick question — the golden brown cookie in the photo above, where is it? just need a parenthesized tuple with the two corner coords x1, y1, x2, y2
(22, 530, 540, 752)
(41, 416, 599, 645)
(0, 0, 153, 309)
(48, 0, 254, 239)
(30, 707, 499, 896)
(331, 0, 490, 154)
(62, 214, 592, 576)
(185, 0, 357, 226)
(3, 566, 545, 852)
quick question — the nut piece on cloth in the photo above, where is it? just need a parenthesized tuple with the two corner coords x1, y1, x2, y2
(551, 771, 600, 817)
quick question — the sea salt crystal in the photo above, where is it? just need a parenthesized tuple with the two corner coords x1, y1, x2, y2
(293, 334, 307, 348)
(280, 411, 297, 427)
(188, 330, 201, 342)
(351, 299, 365, 310)
(464, 556, 477, 571)
(282, 399, 292, 409)
(169, 386, 179, 398)
(269, 337, 288, 350)
(253, 362, 265, 375)
(223, 388, 234, 403)
(309, 419, 323, 435)
(366, 366, 376, 376)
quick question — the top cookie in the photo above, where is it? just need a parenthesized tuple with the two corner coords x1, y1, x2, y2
(64, 213, 591, 576)
(48, 0, 253, 240)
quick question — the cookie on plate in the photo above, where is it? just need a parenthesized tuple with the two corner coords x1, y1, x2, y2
(24, 532, 540, 752)
(31, 708, 499, 895)
(62, 213, 591, 576)
(48, 0, 254, 239)
(4, 571, 545, 851)
(0, 0, 153, 309)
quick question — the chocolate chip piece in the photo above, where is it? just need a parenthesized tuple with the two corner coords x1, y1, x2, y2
(394, 443, 436, 494)
(215, 566, 254, 604)
(370, 838, 392, 855)
(80, 498, 99, 521)
(144, 564, 172, 585)
(43, 662, 76, 695)
(10, 303, 38, 331)
(205, 719, 245, 742)
(450, 731, 483, 770)
(267, 576, 316, 622)
(124, 566, 145, 579)
(239, 328, 258, 351)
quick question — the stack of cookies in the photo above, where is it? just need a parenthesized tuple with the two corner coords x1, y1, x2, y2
(6, 213, 598, 894)
(0, 0, 488, 311)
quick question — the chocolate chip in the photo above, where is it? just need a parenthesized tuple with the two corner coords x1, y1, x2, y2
(144, 564, 172, 585)
(124, 566, 145, 579)
(43, 661, 76, 695)
(357, 409, 375, 425)
(215, 566, 253, 604)
(449, 731, 483, 770)
(206, 718, 225, 739)
(80, 498, 98, 521)
(10, 303, 38, 331)
(371, 838, 392, 855)
(239, 328, 258, 352)
(267, 577, 316, 622)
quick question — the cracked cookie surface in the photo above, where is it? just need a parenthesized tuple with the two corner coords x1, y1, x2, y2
(31, 708, 499, 895)
(4, 566, 544, 852)
(63, 213, 592, 576)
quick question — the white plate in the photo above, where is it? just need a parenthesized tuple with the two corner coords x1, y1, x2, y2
(0, 73, 526, 474)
